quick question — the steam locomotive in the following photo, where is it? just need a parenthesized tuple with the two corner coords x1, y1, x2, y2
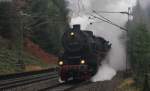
(58, 24, 111, 82)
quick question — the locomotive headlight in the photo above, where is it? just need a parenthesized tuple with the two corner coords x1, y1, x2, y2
(80, 60, 85, 64)
(70, 32, 74, 36)
(59, 61, 64, 66)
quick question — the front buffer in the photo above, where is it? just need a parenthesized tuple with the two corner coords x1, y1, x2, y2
(59, 65, 92, 82)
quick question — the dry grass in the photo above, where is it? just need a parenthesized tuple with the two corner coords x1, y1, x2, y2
(115, 78, 141, 91)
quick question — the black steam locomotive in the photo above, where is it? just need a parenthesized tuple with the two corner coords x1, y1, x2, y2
(58, 25, 111, 82)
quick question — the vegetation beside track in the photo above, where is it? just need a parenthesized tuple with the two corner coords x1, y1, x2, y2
(127, 1, 150, 88)
(0, 0, 68, 74)
(116, 78, 141, 91)
(0, 48, 49, 75)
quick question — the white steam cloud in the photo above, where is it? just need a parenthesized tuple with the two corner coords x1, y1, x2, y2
(66, 0, 91, 16)
(66, 0, 136, 82)
(92, 63, 116, 81)
(70, 16, 91, 30)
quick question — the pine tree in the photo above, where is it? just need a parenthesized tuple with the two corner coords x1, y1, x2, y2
(0, 2, 12, 39)
(128, 0, 150, 86)
(24, 0, 69, 54)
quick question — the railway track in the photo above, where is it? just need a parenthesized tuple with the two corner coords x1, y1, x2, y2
(0, 68, 91, 91)
(0, 68, 59, 91)
(39, 83, 72, 91)
(40, 80, 91, 91)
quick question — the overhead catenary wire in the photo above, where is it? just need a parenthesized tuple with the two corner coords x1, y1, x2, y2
(92, 11, 130, 15)
(93, 10, 114, 24)
(88, 10, 128, 31)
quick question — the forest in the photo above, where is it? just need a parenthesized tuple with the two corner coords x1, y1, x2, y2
(127, 1, 150, 90)
(0, 0, 69, 74)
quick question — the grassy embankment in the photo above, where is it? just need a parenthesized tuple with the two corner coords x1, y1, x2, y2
(0, 37, 57, 75)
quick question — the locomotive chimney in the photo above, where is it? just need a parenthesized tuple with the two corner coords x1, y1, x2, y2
(73, 24, 80, 30)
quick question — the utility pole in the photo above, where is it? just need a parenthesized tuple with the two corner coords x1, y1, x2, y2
(128, 7, 131, 22)
(15, 11, 53, 71)
(125, 7, 131, 77)
(16, 11, 25, 71)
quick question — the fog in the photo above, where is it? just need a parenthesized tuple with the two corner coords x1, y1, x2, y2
(140, 0, 150, 9)
(66, 0, 136, 82)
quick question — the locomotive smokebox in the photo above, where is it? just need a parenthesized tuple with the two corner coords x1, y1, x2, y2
(73, 24, 80, 30)
(62, 24, 85, 52)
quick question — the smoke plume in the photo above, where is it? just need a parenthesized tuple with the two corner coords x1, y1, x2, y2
(66, 0, 136, 82)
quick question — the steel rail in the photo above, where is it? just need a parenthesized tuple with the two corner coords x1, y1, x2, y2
(0, 68, 58, 90)
(41, 80, 91, 91)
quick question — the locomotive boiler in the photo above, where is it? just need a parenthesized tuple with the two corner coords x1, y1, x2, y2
(58, 24, 111, 82)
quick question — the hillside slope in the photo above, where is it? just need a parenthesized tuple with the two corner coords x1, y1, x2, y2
(0, 36, 56, 75)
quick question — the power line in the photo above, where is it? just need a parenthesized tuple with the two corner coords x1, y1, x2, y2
(89, 10, 128, 31)
(93, 11, 130, 15)
(93, 10, 113, 24)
